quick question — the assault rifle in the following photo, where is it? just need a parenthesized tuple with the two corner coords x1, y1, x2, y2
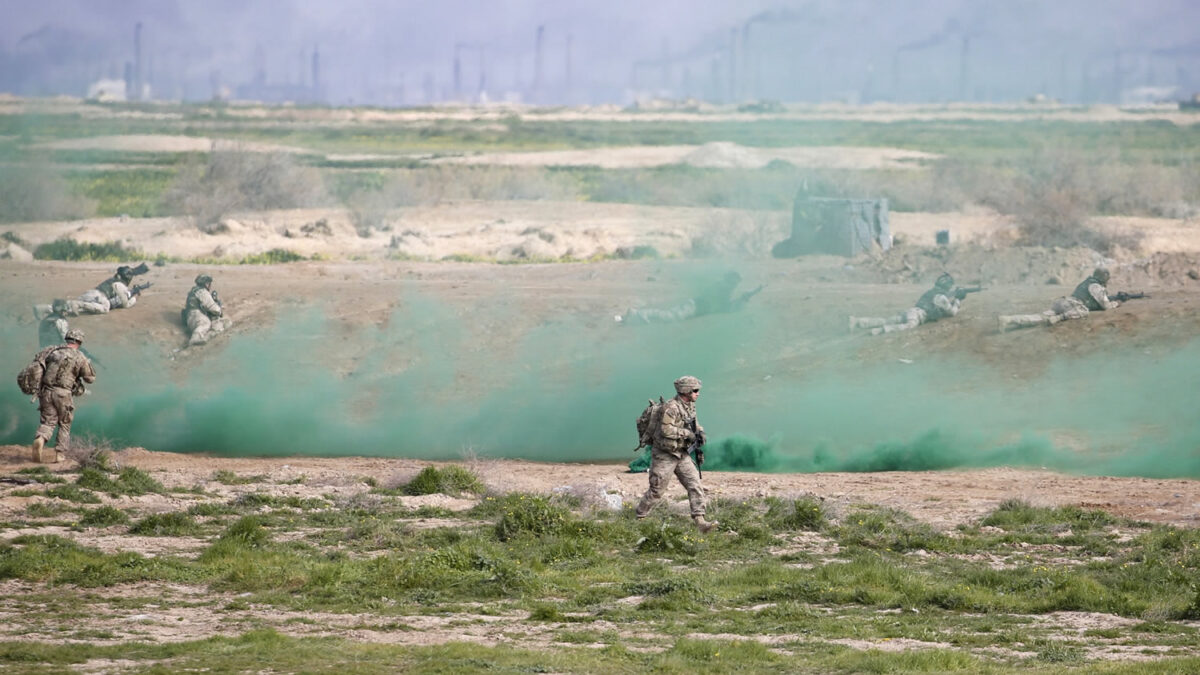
(130, 282, 152, 297)
(733, 284, 765, 309)
(1112, 291, 1149, 302)
(953, 285, 983, 301)
(685, 418, 707, 478)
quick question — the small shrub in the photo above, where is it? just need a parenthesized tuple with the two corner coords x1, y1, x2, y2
(128, 512, 200, 536)
(65, 436, 116, 471)
(115, 467, 165, 495)
(79, 505, 131, 527)
(402, 465, 484, 496)
(494, 494, 571, 541)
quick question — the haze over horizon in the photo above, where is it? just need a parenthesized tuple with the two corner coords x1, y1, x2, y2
(1, 0, 1198, 107)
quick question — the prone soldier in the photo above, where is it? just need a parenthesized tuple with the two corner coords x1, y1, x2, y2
(183, 274, 231, 346)
(850, 273, 977, 335)
(999, 267, 1139, 331)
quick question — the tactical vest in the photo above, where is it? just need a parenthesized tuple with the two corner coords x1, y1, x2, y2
(914, 287, 951, 320)
(41, 347, 80, 390)
(1071, 277, 1104, 311)
(96, 276, 119, 300)
(185, 286, 218, 317)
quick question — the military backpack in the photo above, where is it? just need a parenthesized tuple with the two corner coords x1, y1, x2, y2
(634, 396, 666, 450)
(16, 347, 61, 396)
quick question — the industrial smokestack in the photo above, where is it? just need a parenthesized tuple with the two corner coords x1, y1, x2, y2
(133, 22, 143, 101)
(728, 28, 737, 103)
(312, 45, 321, 98)
(565, 33, 572, 94)
(959, 36, 969, 101)
(534, 25, 545, 95)
(453, 44, 462, 98)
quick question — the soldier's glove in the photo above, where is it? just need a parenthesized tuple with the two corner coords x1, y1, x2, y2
(694, 449, 705, 466)
(71, 381, 86, 396)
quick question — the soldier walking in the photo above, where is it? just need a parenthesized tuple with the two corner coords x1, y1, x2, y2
(635, 375, 717, 533)
(30, 329, 97, 463)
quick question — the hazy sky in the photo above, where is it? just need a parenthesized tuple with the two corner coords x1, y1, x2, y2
(2, 0, 1198, 104)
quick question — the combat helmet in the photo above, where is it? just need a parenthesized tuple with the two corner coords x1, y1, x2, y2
(50, 298, 69, 315)
(674, 375, 702, 394)
(934, 272, 955, 290)
(1092, 267, 1110, 284)
(116, 265, 135, 282)
(64, 328, 85, 344)
(195, 274, 213, 287)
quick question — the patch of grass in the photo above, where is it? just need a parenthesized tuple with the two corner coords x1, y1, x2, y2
(78, 505, 131, 527)
(398, 465, 484, 496)
(44, 484, 101, 504)
(834, 505, 951, 553)
(211, 470, 265, 485)
(24, 501, 70, 518)
(67, 168, 173, 217)
(635, 518, 703, 556)
(32, 238, 142, 262)
(493, 494, 571, 541)
(76, 466, 164, 496)
(14, 466, 66, 484)
(128, 512, 201, 536)
(240, 248, 308, 264)
(765, 495, 828, 531)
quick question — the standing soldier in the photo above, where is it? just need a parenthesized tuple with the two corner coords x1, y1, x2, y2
(849, 272, 964, 335)
(183, 274, 231, 346)
(999, 267, 1120, 331)
(30, 328, 97, 463)
(635, 375, 717, 533)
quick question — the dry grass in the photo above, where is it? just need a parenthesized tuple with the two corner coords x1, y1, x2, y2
(162, 147, 327, 231)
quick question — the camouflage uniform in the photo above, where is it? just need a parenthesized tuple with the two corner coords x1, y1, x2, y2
(184, 274, 231, 345)
(38, 300, 70, 348)
(999, 268, 1118, 331)
(31, 330, 96, 463)
(849, 274, 960, 335)
(620, 272, 745, 325)
(635, 376, 714, 531)
(62, 267, 139, 315)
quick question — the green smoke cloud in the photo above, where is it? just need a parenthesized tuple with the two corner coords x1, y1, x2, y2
(2, 277, 1198, 479)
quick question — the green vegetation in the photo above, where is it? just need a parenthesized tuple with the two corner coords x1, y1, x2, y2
(76, 466, 165, 497)
(32, 238, 142, 262)
(395, 465, 485, 496)
(0, 482, 1198, 670)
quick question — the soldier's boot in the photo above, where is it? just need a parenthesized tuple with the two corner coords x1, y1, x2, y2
(31, 437, 53, 463)
(692, 516, 717, 534)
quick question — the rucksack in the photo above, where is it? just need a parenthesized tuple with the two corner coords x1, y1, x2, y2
(17, 347, 58, 396)
(634, 396, 666, 450)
